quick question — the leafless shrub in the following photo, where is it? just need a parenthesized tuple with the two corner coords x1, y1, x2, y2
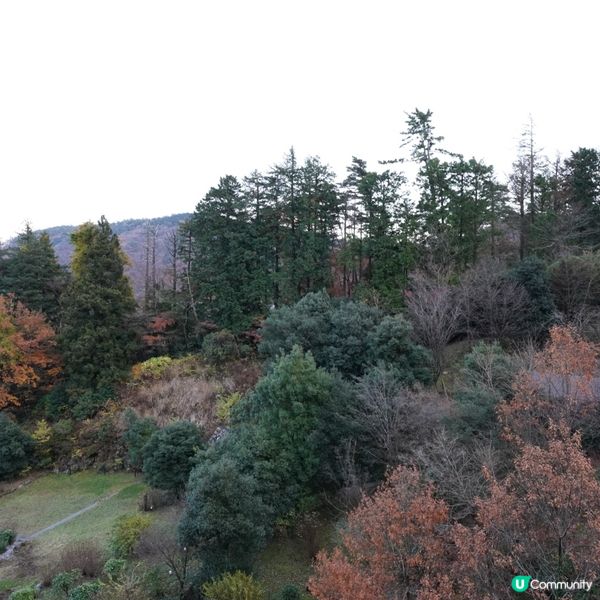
(414, 429, 499, 520)
(405, 268, 464, 375)
(136, 524, 198, 600)
(138, 488, 177, 512)
(352, 366, 452, 467)
(334, 439, 368, 510)
(57, 539, 104, 578)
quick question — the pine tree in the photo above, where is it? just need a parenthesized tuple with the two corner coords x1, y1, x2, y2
(59, 217, 137, 391)
(0, 225, 65, 323)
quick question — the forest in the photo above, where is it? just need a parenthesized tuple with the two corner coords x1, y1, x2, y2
(1, 108, 600, 599)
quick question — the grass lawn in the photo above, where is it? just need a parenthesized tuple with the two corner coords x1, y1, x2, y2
(0, 471, 148, 588)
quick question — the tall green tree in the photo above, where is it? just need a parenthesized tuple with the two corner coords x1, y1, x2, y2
(188, 176, 267, 331)
(0, 225, 65, 323)
(59, 217, 137, 390)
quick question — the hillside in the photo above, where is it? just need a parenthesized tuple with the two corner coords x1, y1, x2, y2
(35, 213, 191, 302)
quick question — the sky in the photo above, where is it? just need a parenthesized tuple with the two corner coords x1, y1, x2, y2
(1, 0, 599, 241)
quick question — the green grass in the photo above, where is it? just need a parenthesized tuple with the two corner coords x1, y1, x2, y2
(254, 518, 337, 599)
(0, 471, 149, 582)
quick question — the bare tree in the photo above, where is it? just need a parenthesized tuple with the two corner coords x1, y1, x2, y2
(405, 268, 464, 376)
(351, 366, 451, 468)
(136, 524, 198, 600)
(460, 258, 531, 340)
(414, 429, 499, 519)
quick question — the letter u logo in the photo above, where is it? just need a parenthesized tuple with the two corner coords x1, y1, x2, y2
(512, 576, 532, 592)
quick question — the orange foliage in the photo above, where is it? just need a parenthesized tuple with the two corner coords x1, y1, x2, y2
(498, 325, 600, 444)
(0, 295, 61, 409)
(309, 467, 449, 600)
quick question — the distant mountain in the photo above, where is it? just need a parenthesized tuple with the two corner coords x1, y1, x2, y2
(32, 213, 192, 302)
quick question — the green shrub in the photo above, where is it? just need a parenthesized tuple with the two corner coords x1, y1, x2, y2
(109, 514, 152, 558)
(142, 421, 203, 496)
(277, 585, 302, 600)
(72, 387, 114, 420)
(216, 392, 241, 423)
(103, 558, 126, 582)
(131, 356, 174, 381)
(0, 415, 33, 480)
(8, 587, 36, 600)
(122, 409, 158, 473)
(202, 571, 265, 600)
(50, 570, 80, 597)
(0, 529, 15, 553)
(67, 581, 101, 600)
(202, 330, 239, 365)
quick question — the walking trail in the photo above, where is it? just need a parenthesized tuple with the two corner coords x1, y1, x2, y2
(0, 489, 120, 561)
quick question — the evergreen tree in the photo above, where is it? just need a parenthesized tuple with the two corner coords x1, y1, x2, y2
(59, 217, 137, 391)
(188, 175, 267, 331)
(0, 225, 65, 323)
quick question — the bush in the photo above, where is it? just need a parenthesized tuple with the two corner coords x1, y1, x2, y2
(366, 315, 433, 385)
(8, 588, 36, 600)
(277, 585, 302, 600)
(138, 487, 176, 512)
(50, 570, 81, 597)
(216, 392, 241, 423)
(102, 558, 126, 582)
(179, 455, 273, 577)
(68, 581, 102, 600)
(72, 387, 114, 420)
(131, 356, 174, 381)
(109, 514, 152, 558)
(122, 409, 157, 473)
(0, 528, 15, 553)
(0, 414, 33, 480)
(202, 571, 265, 600)
(57, 540, 104, 578)
(142, 421, 203, 496)
(202, 330, 239, 365)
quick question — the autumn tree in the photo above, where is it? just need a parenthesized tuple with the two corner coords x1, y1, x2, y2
(0, 294, 61, 409)
(309, 466, 449, 600)
(498, 325, 600, 447)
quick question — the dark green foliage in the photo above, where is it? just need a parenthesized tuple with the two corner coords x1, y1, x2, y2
(49, 569, 80, 597)
(366, 315, 433, 385)
(548, 252, 600, 317)
(259, 291, 431, 381)
(59, 217, 137, 392)
(123, 409, 158, 473)
(202, 330, 239, 365)
(0, 529, 15, 553)
(509, 256, 556, 335)
(143, 421, 203, 495)
(0, 414, 33, 480)
(0, 225, 65, 324)
(71, 387, 114, 420)
(235, 346, 335, 511)
(180, 455, 273, 577)
(452, 342, 518, 437)
(277, 584, 302, 600)
(39, 383, 70, 421)
(188, 176, 270, 331)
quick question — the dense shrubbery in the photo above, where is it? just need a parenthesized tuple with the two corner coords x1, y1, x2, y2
(259, 291, 431, 381)
(0, 414, 33, 480)
(202, 571, 265, 600)
(110, 514, 152, 558)
(142, 421, 203, 495)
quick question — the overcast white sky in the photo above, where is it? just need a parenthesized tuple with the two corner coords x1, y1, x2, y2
(1, 0, 598, 241)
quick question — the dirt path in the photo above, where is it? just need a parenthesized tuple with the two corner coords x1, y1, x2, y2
(0, 489, 120, 561)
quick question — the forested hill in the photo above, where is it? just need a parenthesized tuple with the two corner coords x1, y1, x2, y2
(30, 213, 191, 301)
